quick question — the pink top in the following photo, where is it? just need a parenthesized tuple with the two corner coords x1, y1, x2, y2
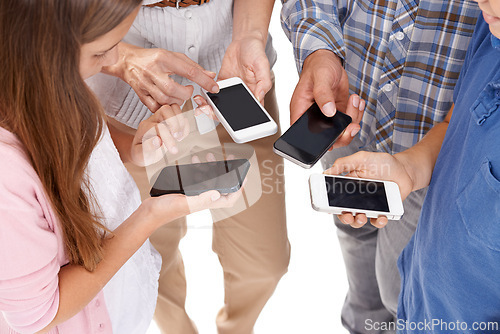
(0, 128, 112, 334)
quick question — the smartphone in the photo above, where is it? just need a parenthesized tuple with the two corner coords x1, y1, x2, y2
(273, 102, 352, 169)
(150, 159, 250, 197)
(202, 77, 278, 143)
(309, 174, 404, 220)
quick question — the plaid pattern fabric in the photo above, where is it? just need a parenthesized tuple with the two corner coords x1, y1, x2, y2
(281, 0, 480, 153)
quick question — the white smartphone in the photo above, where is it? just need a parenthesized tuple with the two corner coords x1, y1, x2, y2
(309, 174, 404, 220)
(201, 77, 278, 143)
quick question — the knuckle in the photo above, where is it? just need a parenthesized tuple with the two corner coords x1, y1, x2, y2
(161, 79, 173, 93)
(356, 151, 370, 160)
(144, 62, 155, 73)
(185, 65, 199, 80)
(312, 90, 331, 102)
(156, 94, 171, 105)
(160, 107, 171, 120)
(264, 81, 273, 92)
(178, 53, 189, 61)
(172, 103, 182, 112)
(154, 49, 167, 61)
(150, 104, 160, 113)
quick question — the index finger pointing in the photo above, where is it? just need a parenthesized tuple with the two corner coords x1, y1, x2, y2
(169, 54, 219, 93)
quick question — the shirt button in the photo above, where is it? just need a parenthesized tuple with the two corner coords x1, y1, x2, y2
(188, 45, 196, 54)
(383, 83, 393, 92)
(184, 10, 192, 19)
(95, 300, 100, 307)
(395, 31, 405, 41)
(99, 323, 105, 331)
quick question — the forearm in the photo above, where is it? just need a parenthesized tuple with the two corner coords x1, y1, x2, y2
(280, 0, 345, 72)
(396, 105, 454, 192)
(39, 206, 156, 333)
(232, 0, 274, 43)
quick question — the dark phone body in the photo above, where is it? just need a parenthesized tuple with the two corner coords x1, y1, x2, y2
(150, 159, 250, 197)
(273, 103, 352, 168)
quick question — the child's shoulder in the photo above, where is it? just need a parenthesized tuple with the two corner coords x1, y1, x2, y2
(468, 15, 496, 60)
(0, 127, 43, 200)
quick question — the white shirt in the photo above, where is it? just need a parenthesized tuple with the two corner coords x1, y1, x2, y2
(86, 126, 161, 334)
(88, 0, 276, 129)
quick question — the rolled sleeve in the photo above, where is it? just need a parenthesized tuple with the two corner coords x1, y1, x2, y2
(281, 0, 345, 72)
(0, 165, 61, 333)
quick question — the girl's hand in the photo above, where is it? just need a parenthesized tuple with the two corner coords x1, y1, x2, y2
(193, 95, 218, 121)
(131, 104, 190, 166)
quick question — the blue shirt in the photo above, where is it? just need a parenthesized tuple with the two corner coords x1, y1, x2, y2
(281, 0, 479, 154)
(397, 16, 500, 333)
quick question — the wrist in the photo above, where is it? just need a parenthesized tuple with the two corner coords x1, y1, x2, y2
(101, 42, 134, 80)
(394, 152, 417, 192)
(134, 199, 162, 234)
(303, 49, 343, 73)
(232, 29, 267, 45)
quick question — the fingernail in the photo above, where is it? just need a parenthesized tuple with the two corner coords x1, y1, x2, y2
(152, 137, 161, 148)
(351, 128, 360, 137)
(352, 95, 360, 109)
(200, 105, 211, 115)
(359, 99, 366, 111)
(322, 102, 336, 117)
(211, 192, 221, 201)
(174, 132, 184, 141)
(170, 146, 178, 154)
(193, 96, 203, 105)
(212, 85, 219, 93)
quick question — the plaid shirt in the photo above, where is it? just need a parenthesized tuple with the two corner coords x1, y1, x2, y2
(281, 0, 480, 153)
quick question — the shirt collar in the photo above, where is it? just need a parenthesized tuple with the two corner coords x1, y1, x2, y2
(491, 34, 500, 50)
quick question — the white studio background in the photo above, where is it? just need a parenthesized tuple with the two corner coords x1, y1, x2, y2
(147, 3, 349, 334)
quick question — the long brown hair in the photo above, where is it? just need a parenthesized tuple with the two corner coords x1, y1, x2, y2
(0, 0, 141, 271)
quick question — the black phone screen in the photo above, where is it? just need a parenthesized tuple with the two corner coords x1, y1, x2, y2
(150, 159, 250, 197)
(207, 84, 270, 131)
(325, 177, 390, 212)
(274, 103, 352, 166)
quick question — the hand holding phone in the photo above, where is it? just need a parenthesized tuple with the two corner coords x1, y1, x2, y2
(323, 150, 416, 227)
(150, 159, 250, 197)
(309, 174, 404, 227)
(201, 77, 277, 143)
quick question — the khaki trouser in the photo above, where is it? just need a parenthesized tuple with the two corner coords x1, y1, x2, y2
(125, 82, 290, 334)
